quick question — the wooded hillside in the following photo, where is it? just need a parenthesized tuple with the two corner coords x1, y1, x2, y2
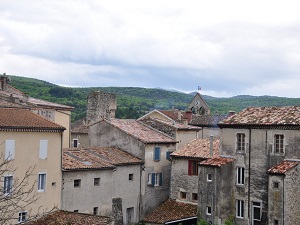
(8, 75, 300, 122)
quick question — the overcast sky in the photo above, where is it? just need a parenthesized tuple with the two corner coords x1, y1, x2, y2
(1, 1, 300, 97)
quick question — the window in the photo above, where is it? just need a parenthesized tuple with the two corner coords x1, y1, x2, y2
(148, 173, 162, 186)
(192, 193, 198, 201)
(74, 210, 78, 212)
(5, 140, 15, 160)
(39, 140, 48, 159)
(3, 175, 13, 196)
(74, 179, 81, 188)
(166, 151, 172, 160)
(274, 220, 279, 225)
(252, 202, 261, 223)
(18, 211, 27, 223)
(73, 139, 79, 148)
(180, 191, 187, 199)
(129, 174, 133, 181)
(38, 173, 46, 192)
(236, 200, 244, 218)
(273, 182, 279, 188)
(206, 206, 212, 215)
(274, 135, 284, 154)
(237, 167, 245, 185)
(93, 207, 98, 215)
(188, 160, 199, 176)
(94, 178, 100, 186)
(207, 173, 212, 182)
(236, 133, 245, 152)
(154, 147, 161, 161)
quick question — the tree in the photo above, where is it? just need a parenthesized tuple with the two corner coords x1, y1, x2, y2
(0, 154, 38, 224)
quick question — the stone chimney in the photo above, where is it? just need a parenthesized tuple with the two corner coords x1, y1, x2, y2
(0, 73, 8, 91)
(177, 110, 182, 120)
(185, 110, 193, 122)
(228, 111, 236, 117)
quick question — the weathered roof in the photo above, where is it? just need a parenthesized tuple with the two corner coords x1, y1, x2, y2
(190, 114, 229, 127)
(63, 146, 143, 171)
(106, 119, 177, 144)
(219, 106, 300, 129)
(268, 160, 299, 174)
(0, 108, 65, 132)
(71, 118, 89, 134)
(143, 199, 197, 224)
(171, 138, 219, 159)
(27, 210, 112, 225)
(199, 157, 235, 167)
(0, 83, 73, 110)
(158, 110, 193, 122)
(140, 117, 201, 130)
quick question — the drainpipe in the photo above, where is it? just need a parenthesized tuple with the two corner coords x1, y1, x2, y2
(248, 128, 252, 220)
(139, 163, 143, 222)
(283, 176, 285, 225)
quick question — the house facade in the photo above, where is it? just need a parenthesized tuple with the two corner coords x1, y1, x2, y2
(170, 137, 220, 204)
(0, 75, 73, 148)
(89, 118, 177, 218)
(197, 106, 300, 225)
(0, 108, 65, 224)
(62, 147, 142, 225)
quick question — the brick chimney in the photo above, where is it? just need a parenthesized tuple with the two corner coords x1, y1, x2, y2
(185, 110, 193, 122)
(0, 73, 8, 91)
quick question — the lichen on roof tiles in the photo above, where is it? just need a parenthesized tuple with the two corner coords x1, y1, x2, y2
(199, 157, 235, 167)
(268, 160, 299, 174)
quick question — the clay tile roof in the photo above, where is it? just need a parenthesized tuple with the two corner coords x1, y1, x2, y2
(190, 114, 229, 127)
(199, 157, 235, 167)
(71, 119, 89, 133)
(268, 160, 299, 174)
(219, 106, 300, 127)
(140, 117, 201, 130)
(63, 147, 143, 170)
(107, 119, 177, 144)
(171, 138, 219, 159)
(27, 210, 112, 225)
(0, 108, 65, 131)
(143, 199, 197, 224)
(158, 110, 192, 121)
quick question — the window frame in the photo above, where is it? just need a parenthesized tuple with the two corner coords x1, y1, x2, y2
(93, 207, 98, 215)
(206, 206, 212, 215)
(192, 193, 198, 201)
(236, 133, 246, 152)
(3, 175, 13, 196)
(73, 138, 79, 148)
(5, 140, 15, 161)
(274, 134, 284, 154)
(236, 167, 245, 185)
(180, 191, 187, 199)
(94, 178, 100, 186)
(129, 174, 133, 181)
(148, 172, 162, 186)
(74, 179, 81, 188)
(38, 173, 46, 192)
(18, 211, 27, 223)
(207, 173, 212, 182)
(236, 200, 244, 218)
(188, 160, 199, 176)
(39, 140, 48, 159)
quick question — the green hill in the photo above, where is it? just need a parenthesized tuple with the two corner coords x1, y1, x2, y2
(8, 75, 300, 122)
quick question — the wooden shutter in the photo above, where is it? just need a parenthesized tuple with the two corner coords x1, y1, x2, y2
(188, 160, 193, 175)
(154, 147, 160, 161)
(5, 140, 15, 160)
(39, 140, 48, 159)
(151, 173, 155, 187)
(159, 173, 163, 186)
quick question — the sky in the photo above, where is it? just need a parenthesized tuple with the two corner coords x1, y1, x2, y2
(1, 1, 300, 98)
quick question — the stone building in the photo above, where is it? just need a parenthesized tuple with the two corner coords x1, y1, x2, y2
(197, 106, 300, 225)
(62, 146, 143, 224)
(89, 118, 177, 218)
(170, 137, 220, 204)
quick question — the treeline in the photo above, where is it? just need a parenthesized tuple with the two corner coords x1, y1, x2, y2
(8, 75, 300, 122)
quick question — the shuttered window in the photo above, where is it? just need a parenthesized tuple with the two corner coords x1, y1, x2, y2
(188, 160, 198, 176)
(39, 140, 48, 159)
(5, 140, 15, 160)
(154, 147, 161, 161)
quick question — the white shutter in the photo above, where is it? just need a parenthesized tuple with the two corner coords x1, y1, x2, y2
(39, 140, 48, 159)
(5, 140, 15, 160)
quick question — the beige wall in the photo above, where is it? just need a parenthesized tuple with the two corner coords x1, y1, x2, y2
(71, 133, 89, 148)
(176, 130, 199, 149)
(0, 131, 62, 223)
(54, 110, 71, 148)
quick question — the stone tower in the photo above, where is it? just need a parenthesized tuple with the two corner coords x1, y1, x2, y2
(86, 90, 117, 124)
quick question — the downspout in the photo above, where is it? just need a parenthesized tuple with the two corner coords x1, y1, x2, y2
(248, 128, 252, 220)
(139, 163, 143, 222)
(60, 131, 64, 209)
(283, 176, 285, 225)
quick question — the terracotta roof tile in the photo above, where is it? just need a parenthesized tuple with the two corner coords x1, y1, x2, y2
(63, 147, 143, 170)
(143, 199, 197, 224)
(0, 108, 65, 131)
(28, 210, 112, 225)
(107, 119, 177, 144)
(190, 114, 229, 127)
(199, 157, 235, 167)
(140, 117, 201, 130)
(171, 138, 219, 159)
(219, 106, 300, 127)
(158, 110, 193, 122)
(71, 119, 89, 133)
(268, 160, 299, 174)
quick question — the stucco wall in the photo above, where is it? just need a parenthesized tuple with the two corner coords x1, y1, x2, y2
(0, 131, 63, 223)
(71, 133, 89, 148)
(201, 127, 220, 139)
(62, 164, 141, 224)
(176, 130, 199, 149)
